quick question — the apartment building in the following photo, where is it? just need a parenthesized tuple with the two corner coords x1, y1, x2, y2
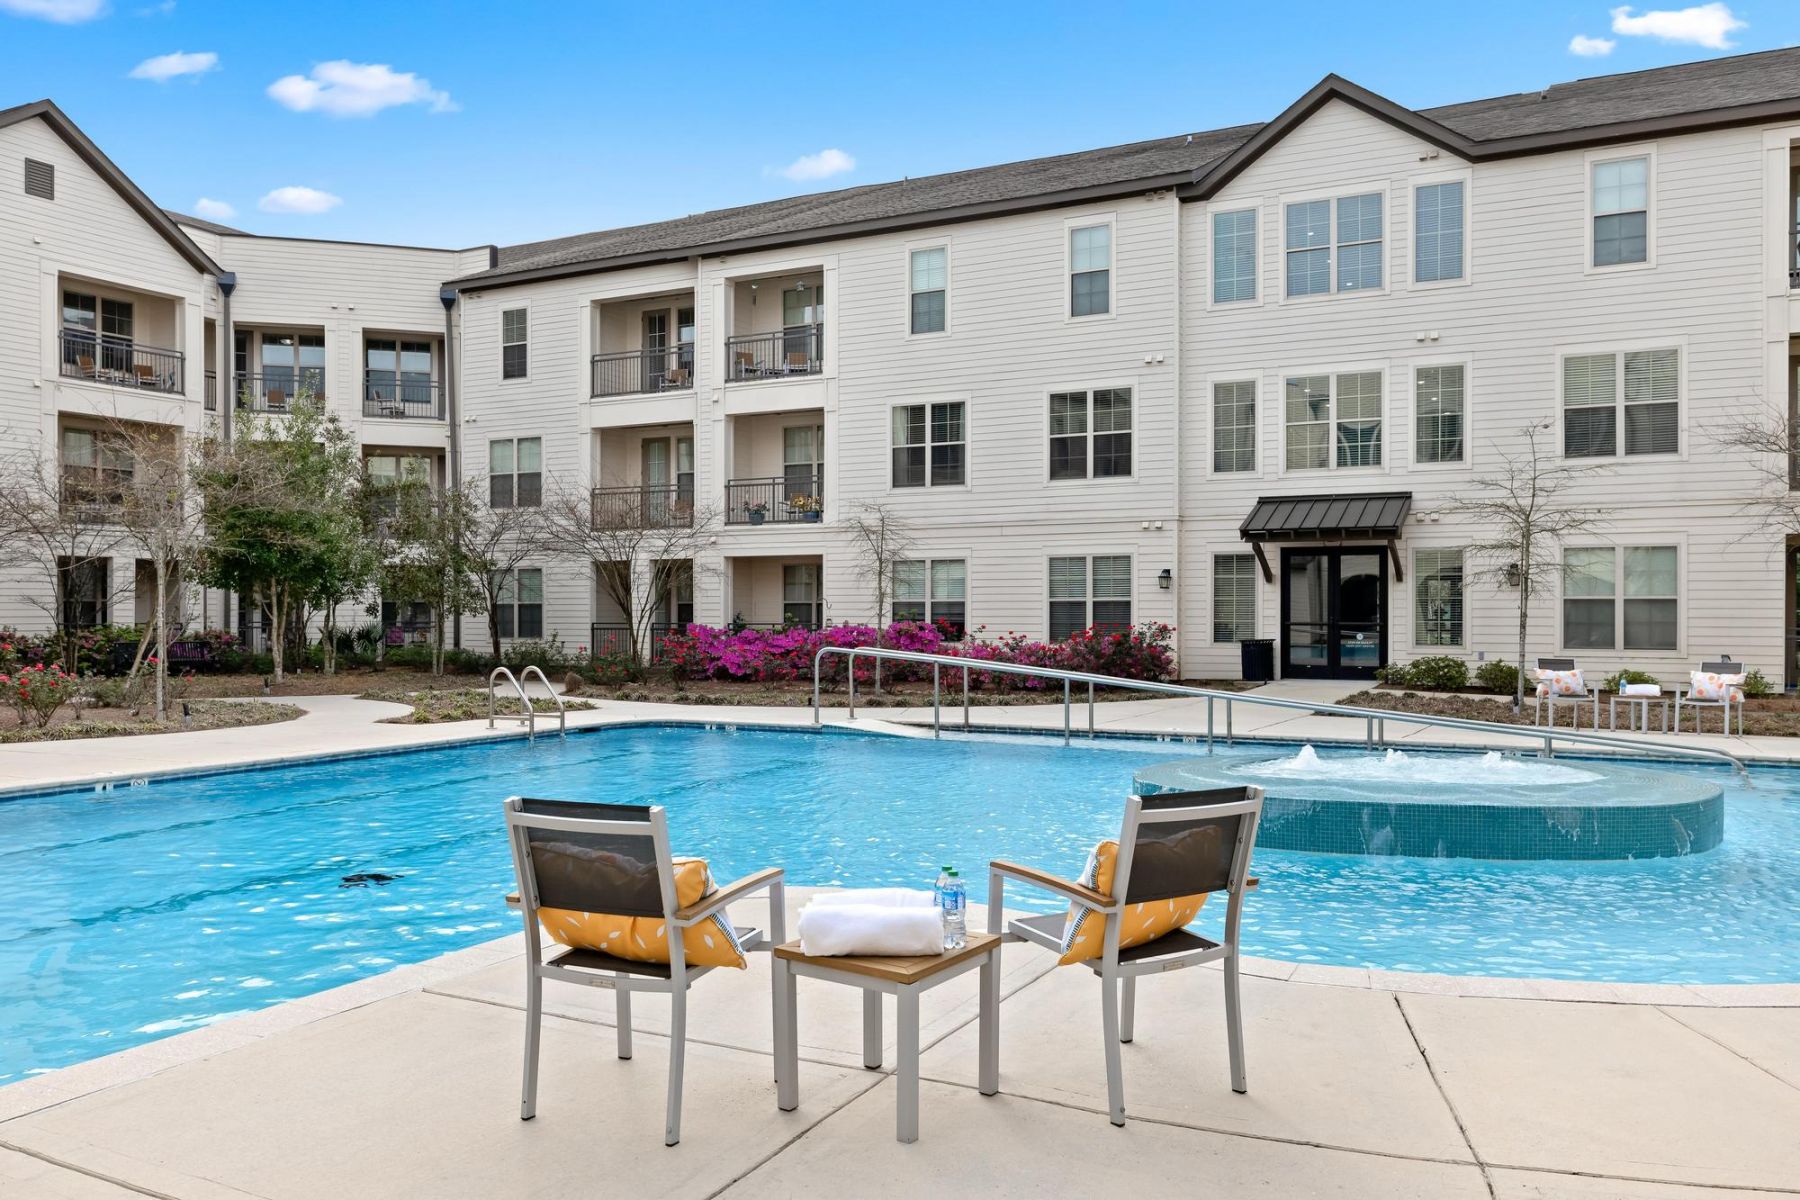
(6, 46, 1800, 682)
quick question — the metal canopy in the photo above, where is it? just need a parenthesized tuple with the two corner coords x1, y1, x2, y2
(1238, 492, 1413, 542)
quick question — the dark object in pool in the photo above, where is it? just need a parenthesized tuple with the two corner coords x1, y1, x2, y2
(339, 872, 403, 888)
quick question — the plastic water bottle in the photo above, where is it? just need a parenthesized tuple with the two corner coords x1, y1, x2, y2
(941, 869, 967, 950)
(934, 865, 952, 910)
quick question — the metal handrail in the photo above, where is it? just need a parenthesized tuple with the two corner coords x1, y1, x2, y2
(517, 664, 567, 738)
(809, 646, 1750, 781)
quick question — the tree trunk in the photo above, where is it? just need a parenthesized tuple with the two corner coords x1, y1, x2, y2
(153, 558, 168, 721)
(268, 587, 286, 683)
(432, 601, 446, 676)
(322, 601, 337, 676)
(1514, 584, 1529, 715)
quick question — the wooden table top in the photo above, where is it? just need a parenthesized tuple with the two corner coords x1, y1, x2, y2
(774, 932, 1001, 985)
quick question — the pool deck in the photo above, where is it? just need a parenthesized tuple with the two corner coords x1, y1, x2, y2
(2, 685, 1799, 1196)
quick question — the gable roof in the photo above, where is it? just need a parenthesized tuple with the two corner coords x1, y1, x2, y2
(166, 208, 251, 237)
(454, 44, 1800, 289)
(0, 99, 222, 276)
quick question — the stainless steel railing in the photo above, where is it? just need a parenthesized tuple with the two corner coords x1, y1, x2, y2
(487, 665, 567, 742)
(809, 646, 1750, 780)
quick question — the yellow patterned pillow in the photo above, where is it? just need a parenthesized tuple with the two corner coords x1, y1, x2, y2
(1057, 840, 1208, 965)
(538, 856, 747, 969)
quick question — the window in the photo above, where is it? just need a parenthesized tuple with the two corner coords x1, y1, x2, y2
(1211, 209, 1256, 303)
(1049, 388, 1132, 480)
(1562, 349, 1678, 458)
(488, 437, 542, 508)
(61, 291, 134, 374)
(909, 247, 947, 334)
(1048, 554, 1131, 640)
(1285, 192, 1382, 296)
(1335, 193, 1383, 292)
(501, 308, 528, 379)
(365, 338, 434, 408)
(259, 332, 325, 398)
(1284, 371, 1382, 470)
(894, 558, 967, 638)
(891, 402, 965, 487)
(1563, 546, 1678, 651)
(1592, 156, 1648, 267)
(1414, 365, 1465, 464)
(1414, 181, 1465, 283)
(1285, 200, 1331, 297)
(56, 557, 108, 629)
(782, 564, 821, 628)
(493, 568, 543, 639)
(1069, 224, 1111, 317)
(1212, 555, 1256, 642)
(1212, 381, 1256, 473)
(1414, 547, 1464, 647)
(783, 425, 822, 504)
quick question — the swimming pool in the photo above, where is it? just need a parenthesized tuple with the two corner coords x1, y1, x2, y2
(3, 724, 1797, 1083)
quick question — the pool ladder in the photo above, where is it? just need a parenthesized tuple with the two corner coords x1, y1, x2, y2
(487, 666, 567, 742)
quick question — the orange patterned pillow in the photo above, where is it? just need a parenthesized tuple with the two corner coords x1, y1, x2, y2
(1689, 671, 1745, 703)
(1534, 668, 1584, 697)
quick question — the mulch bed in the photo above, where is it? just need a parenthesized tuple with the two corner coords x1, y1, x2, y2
(0, 700, 304, 743)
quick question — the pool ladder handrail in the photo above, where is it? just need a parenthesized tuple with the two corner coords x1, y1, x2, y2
(487, 665, 567, 742)
(809, 646, 1750, 783)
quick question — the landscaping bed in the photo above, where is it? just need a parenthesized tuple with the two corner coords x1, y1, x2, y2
(566, 676, 1252, 708)
(0, 700, 304, 744)
(1345, 688, 1800, 736)
(364, 688, 597, 724)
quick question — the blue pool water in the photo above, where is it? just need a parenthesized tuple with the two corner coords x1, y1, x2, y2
(3, 724, 1798, 1082)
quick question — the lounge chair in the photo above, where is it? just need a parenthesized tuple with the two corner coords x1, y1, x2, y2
(988, 786, 1264, 1127)
(1674, 658, 1749, 735)
(1533, 657, 1599, 729)
(503, 797, 785, 1145)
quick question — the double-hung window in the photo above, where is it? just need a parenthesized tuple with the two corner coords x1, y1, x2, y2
(1562, 349, 1678, 458)
(891, 402, 965, 487)
(1414, 181, 1465, 282)
(1414, 365, 1465, 464)
(1212, 381, 1256, 473)
(893, 558, 967, 638)
(909, 247, 947, 334)
(501, 308, 528, 379)
(1212, 554, 1257, 642)
(1563, 546, 1677, 650)
(1048, 554, 1131, 640)
(488, 436, 542, 508)
(1285, 192, 1383, 296)
(1069, 224, 1111, 317)
(1049, 388, 1132, 480)
(1414, 547, 1465, 647)
(494, 568, 543, 639)
(782, 564, 821, 628)
(1592, 156, 1649, 267)
(1284, 372, 1382, 469)
(1211, 209, 1256, 303)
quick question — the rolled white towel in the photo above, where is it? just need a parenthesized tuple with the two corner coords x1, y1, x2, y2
(798, 903, 944, 957)
(806, 888, 935, 909)
(1622, 682, 1662, 697)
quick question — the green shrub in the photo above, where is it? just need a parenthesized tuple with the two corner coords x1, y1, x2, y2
(1474, 660, 1520, 695)
(499, 635, 576, 673)
(1743, 667, 1776, 698)
(1376, 656, 1468, 690)
(1602, 668, 1660, 692)
(587, 652, 643, 686)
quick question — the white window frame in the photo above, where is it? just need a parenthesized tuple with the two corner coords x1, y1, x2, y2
(1279, 182, 1391, 303)
(892, 556, 969, 638)
(1411, 545, 1467, 649)
(1584, 145, 1657, 274)
(1211, 553, 1258, 643)
(493, 567, 544, 640)
(499, 304, 530, 382)
(1044, 384, 1136, 484)
(1409, 170, 1472, 289)
(488, 436, 543, 509)
(1554, 341, 1686, 461)
(1209, 206, 1259, 306)
(887, 397, 970, 490)
(1208, 377, 1259, 475)
(904, 241, 951, 339)
(1558, 541, 1684, 654)
(1063, 213, 1117, 324)
(1409, 359, 1472, 471)
(1277, 364, 1389, 476)
(1046, 553, 1133, 640)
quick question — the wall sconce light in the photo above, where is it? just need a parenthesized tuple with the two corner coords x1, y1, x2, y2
(1157, 568, 1172, 590)
(1503, 562, 1521, 588)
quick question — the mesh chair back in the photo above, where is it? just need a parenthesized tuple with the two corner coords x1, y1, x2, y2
(1701, 659, 1742, 674)
(1122, 789, 1256, 906)
(516, 798, 665, 918)
(1536, 657, 1576, 671)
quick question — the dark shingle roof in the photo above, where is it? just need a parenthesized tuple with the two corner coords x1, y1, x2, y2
(165, 209, 251, 237)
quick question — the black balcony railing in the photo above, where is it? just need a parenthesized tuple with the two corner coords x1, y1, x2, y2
(363, 372, 443, 419)
(591, 483, 694, 529)
(724, 324, 822, 382)
(204, 370, 217, 411)
(591, 346, 695, 397)
(59, 330, 185, 395)
(59, 464, 132, 519)
(725, 474, 823, 525)
(235, 371, 324, 412)
(589, 623, 677, 662)
(1791, 223, 1800, 288)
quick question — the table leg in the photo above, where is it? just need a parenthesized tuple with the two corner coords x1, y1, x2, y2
(978, 950, 999, 1097)
(862, 989, 882, 1070)
(774, 958, 798, 1112)
(895, 987, 920, 1143)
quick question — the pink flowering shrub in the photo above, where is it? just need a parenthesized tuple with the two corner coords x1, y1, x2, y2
(2, 662, 76, 727)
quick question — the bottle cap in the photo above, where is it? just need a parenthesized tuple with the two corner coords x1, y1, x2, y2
(947, 869, 960, 877)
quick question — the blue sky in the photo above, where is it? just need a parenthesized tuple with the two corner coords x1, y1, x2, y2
(2, 0, 1795, 249)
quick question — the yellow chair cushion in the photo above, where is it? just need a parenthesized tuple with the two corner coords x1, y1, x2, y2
(538, 856, 747, 969)
(1057, 839, 1208, 965)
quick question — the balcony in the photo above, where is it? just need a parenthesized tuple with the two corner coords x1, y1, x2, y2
(235, 371, 323, 413)
(725, 325, 822, 382)
(363, 373, 443, 420)
(591, 483, 694, 530)
(591, 347, 694, 398)
(59, 464, 131, 520)
(725, 474, 823, 525)
(59, 330, 184, 395)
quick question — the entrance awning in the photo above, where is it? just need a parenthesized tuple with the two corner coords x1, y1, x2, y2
(1238, 492, 1413, 582)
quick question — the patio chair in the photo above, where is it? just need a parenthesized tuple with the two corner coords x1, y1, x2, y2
(265, 387, 287, 411)
(1533, 657, 1599, 729)
(131, 363, 158, 388)
(785, 350, 810, 374)
(665, 366, 692, 389)
(503, 797, 785, 1145)
(733, 350, 757, 379)
(989, 786, 1264, 1127)
(1674, 658, 1748, 735)
(76, 353, 98, 379)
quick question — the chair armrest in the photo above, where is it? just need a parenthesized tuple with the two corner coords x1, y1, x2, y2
(990, 859, 1115, 911)
(673, 866, 784, 927)
(504, 891, 521, 909)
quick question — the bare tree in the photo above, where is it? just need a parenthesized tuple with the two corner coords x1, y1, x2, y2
(1712, 399, 1800, 533)
(844, 501, 915, 691)
(0, 445, 125, 667)
(455, 486, 550, 656)
(1446, 419, 1610, 712)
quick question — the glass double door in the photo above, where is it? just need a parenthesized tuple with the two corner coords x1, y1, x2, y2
(1281, 547, 1387, 679)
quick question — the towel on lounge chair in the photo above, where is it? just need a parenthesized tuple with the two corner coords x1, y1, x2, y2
(807, 888, 935, 909)
(1622, 683, 1661, 697)
(798, 891, 942, 956)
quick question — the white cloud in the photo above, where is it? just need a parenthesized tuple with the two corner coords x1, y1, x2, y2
(128, 50, 217, 81)
(1569, 33, 1617, 56)
(1609, 4, 1746, 49)
(257, 186, 341, 215)
(266, 61, 456, 118)
(0, 0, 107, 21)
(775, 148, 855, 182)
(192, 197, 235, 220)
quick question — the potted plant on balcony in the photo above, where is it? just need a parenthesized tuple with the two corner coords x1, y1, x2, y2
(790, 493, 823, 523)
(745, 500, 769, 526)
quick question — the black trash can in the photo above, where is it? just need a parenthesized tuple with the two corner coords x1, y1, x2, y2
(1239, 638, 1275, 683)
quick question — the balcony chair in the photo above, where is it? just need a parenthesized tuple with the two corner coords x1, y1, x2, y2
(785, 350, 810, 374)
(131, 363, 158, 388)
(733, 350, 757, 380)
(989, 786, 1265, 1127)
(665, 366, 691, 389)
(503, 797, 786, 1145)
(265, 387, 288, 412)
(1533, 657, 1599, 729)
(1674, 658, 1749, 735)
(75, 353, 98, 379)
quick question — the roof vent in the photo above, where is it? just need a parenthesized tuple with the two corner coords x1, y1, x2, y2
(23, 158, 53, 200)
